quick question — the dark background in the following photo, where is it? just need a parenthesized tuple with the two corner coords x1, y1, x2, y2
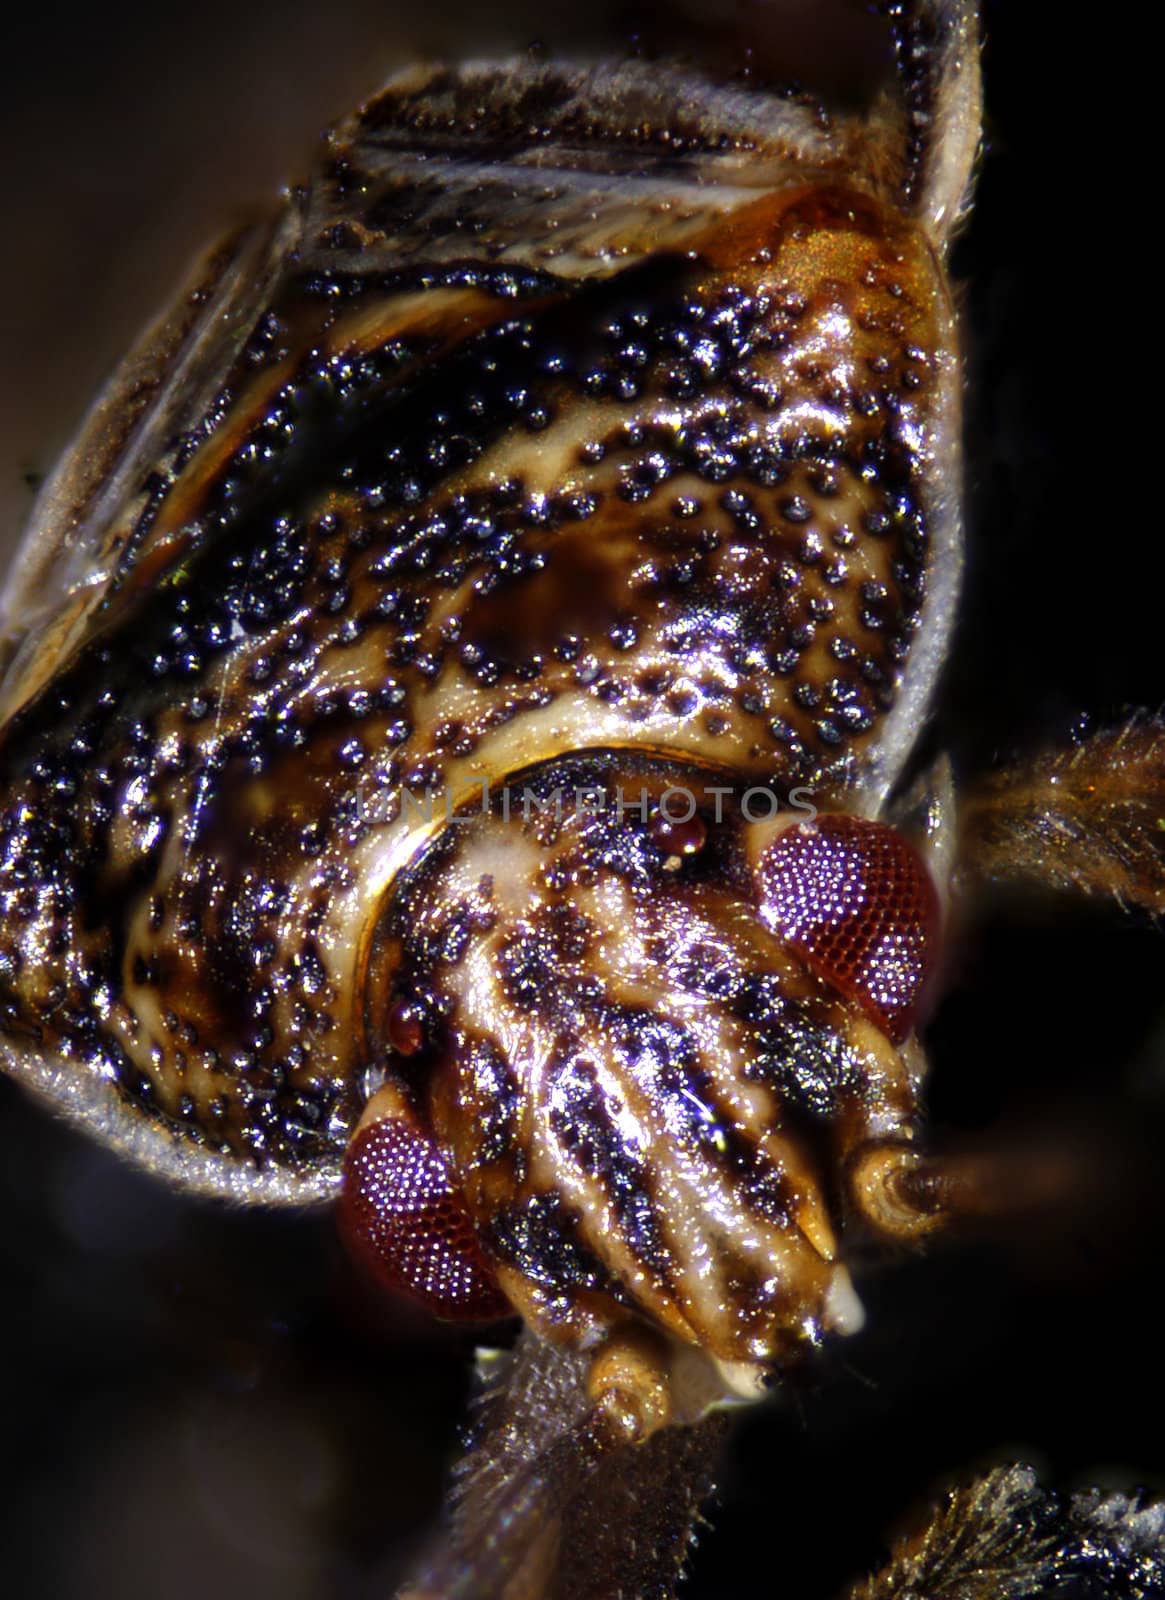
(1, 4, 1163, 1596)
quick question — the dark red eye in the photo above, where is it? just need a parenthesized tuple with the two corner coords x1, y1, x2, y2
(756, 815, 941, 1043)
(340, 1114, 510, 1321)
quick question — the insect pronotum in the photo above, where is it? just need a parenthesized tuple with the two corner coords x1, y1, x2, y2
(2, 3, 1164, 1597)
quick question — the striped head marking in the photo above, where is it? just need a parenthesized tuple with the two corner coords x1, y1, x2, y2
(350, 759, 940, 1375)
(0, 25, 974, 1391)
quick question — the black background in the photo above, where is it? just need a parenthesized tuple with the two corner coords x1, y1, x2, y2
(1, 4, 1163, 1596)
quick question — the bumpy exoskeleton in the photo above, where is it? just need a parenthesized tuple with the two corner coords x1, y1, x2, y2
(0, 7, 979, 1439)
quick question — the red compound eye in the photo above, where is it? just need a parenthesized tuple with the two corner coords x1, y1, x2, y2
(756, 815, 941, 1044)
(340, 1115, 510, 1321)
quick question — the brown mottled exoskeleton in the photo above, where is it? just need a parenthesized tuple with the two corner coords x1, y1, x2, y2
(1, 3, 1162, 1596)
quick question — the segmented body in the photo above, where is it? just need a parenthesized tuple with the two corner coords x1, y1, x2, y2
(0, 54, 964, 1361)
(11, 17, 1165, 1600)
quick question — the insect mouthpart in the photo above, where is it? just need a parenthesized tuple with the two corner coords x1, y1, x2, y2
(351, 755, 928, 1374)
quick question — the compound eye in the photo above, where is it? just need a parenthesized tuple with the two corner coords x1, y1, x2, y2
(756, 815, 941, 1043)
(340, 1112, 511, 1322)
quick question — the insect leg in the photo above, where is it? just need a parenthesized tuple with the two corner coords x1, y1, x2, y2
(403, 1328, 727, 1600)
(838, 1462, 1165, 1599)
(958, 715, 1165, 914)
